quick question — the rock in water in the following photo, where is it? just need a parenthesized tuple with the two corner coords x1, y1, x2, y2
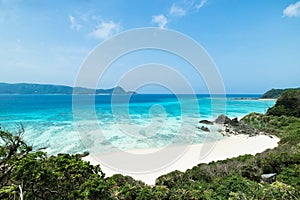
(200, 126, 210, 132)
(199, 119, 214, 125)
(215, 114, 231, 124)
(230, 117, 239, 126)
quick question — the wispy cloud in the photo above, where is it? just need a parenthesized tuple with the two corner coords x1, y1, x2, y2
(152, 14, 168, 29)
(90, 20, 120, 39)
(195, 0, 208, 10)
(283, 1, 300, 17)
(170, 4, 186, 16)
(168, 0, 208, 18)
(68, 11, 121, 40)
(152, 1, 208, 28)
(69, 15, 82, 30)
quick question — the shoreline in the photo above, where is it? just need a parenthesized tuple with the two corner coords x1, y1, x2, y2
(258, 98, 277, 101)
(83, 134, 280, 185)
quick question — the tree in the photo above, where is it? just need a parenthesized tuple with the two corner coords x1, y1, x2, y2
(0, 125, 32, 199)
(0, 127, 113, 199)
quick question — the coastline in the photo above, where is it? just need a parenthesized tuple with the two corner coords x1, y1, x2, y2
(83, 134, 280, 185)
(258, 98, 277, 101)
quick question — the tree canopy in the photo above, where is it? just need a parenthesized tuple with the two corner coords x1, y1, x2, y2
(267, 89, 300, 117)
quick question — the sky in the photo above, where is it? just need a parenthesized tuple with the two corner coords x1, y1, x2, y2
(0, 0, 299, 94)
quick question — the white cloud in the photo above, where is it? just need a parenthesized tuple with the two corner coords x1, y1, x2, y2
(168, 0, 208, 19)
(195, 0, 208, 10)
(90, 20, 120, 39)
(69, 15, 82, 30)
(152, 14, 168, 29)
(170, 4, 186, 16)
(283, 1, 300, 17)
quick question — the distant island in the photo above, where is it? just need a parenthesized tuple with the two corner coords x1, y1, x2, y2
(0, 82, 136, 95)
(261, 87, 300, 99)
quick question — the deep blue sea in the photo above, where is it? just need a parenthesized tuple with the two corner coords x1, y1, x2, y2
(0, 94, 275, 155)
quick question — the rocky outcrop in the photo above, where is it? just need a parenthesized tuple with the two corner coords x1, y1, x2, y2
(215, 114, 267, 137)
(200, 126, 210, 132)
(199, 120, 214, 125)
(215, 114, 231, 124)
(198, 114, 269, 137)
(230, 117, 239, 126)
(197, 126, 210, 132)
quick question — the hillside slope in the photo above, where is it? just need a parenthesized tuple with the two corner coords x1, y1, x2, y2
(0, 82, 132, 94)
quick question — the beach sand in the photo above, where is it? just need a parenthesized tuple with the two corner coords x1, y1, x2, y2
(83, 134, 280, 185)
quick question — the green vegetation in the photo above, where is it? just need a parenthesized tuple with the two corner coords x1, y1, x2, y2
(0, 82, 132, 94)
(267, 89, 300, 117)
(1, 89, 300, 199)
(261, 88, 285, 99)
(261, 87, 300, 99)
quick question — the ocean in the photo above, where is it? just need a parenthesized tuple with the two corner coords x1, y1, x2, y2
(0, 94, 275, 155)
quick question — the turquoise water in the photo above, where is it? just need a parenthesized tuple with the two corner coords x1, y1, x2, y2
(0, 94, 275, 155)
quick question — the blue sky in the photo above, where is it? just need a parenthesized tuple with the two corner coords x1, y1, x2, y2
(0, 0, 299, 93)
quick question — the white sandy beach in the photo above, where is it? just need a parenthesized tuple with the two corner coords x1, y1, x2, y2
(83, 134, 280, 185)
(258, 98, 277, 101)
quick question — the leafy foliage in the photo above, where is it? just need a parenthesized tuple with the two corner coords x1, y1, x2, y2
(0, 125, 32, 199)
(13, 153, 113, 199)
(261, 87, 300, 99)
(267, 89, 300, 117)
(261, 88, 285, 99)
